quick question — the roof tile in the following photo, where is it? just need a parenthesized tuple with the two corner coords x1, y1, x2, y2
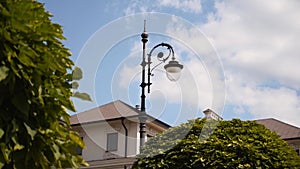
(70, 100, 139, 125)
(255, 118, 300, 139)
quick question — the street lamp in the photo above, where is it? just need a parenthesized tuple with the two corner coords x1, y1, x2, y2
(139, 21, 183, 147)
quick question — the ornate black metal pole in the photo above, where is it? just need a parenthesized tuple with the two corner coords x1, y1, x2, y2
(139, 20, 148, 147)
(138, 20, 183, 148)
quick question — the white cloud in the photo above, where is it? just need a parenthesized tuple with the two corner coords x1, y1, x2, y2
(122, 0, 202, 16)
(201, 0, 300, 88)
(164, 17, 226, 113)
(227, 74, 300, 127)
(158, 0, 202, 14)
(114, 18, 226, 122)
(116, 45, 212, 110)
(113, 0, 300, 126)
(200, 0, 300, 126)
(118, 64, 140, 89)
(123, 1, 148, 16)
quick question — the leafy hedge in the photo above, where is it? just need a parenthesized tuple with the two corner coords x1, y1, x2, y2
(0, 0, 87, 168)
(133, 118, 300, 168)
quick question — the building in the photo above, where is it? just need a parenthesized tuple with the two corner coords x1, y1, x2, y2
(70, 102, 300, 168)
(256, 118, 300, 155)
(203, 108, 223, 121)
(70, 100, 170, 169)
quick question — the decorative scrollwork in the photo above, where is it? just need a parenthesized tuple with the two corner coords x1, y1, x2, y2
(148, 43, 175, 74)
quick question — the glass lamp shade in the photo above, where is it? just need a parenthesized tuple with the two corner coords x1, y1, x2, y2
(164, 60, 183, 81)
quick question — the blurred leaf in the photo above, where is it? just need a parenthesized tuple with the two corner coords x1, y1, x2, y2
(73, 92, 92, 101)
(69, 131, 85, 148)
(0, 161, 4, 169)
(0, 0, 88, 168)
(72, 66, 83, 80)
(72, 81, 79, 89)
(0, 129, 4, 139)
(13, 144, 24, 151)
(0, 66, 9, 82)
(24, 123, 37, 140)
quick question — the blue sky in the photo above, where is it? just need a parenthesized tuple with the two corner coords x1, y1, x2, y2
(40, 0, 300, 127)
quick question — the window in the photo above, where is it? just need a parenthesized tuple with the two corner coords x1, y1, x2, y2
(107, 133, 118, 151)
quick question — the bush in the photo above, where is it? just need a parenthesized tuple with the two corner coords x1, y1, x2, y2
(133, 118, 300, 168)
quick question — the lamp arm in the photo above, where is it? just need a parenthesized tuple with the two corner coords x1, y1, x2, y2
(150, 61, 164, 74)
(148, 43, 174, 60)
(148, 43, 175, 72)
(146, 43, 175, 93)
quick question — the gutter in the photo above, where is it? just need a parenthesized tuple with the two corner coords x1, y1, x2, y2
(283, 137, 300, 141)
(71, 114, 171, 129)
(121, 117, 128, 158)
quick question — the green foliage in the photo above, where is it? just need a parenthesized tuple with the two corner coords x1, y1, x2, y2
(133, 118, 300, 169)
(0, 0, 88, 168)
(71, 67, 91, 101)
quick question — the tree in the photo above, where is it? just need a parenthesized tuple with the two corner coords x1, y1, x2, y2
(0, 0, 89, 168)
(133, 118, 300, 168)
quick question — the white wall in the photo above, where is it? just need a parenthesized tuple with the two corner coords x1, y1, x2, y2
(73, 119, 168, 162)
(79, 120, 139, 161)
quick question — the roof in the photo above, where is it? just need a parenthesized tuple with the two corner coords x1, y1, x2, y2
(83, 157, 136, 169)
(70, 100, 170, 128)
(70, 100, 139, 125)
(255, 118, 300, 140)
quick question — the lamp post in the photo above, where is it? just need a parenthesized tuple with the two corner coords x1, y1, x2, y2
(139, 21, 184, 147)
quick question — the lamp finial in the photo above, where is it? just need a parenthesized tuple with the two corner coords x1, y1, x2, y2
(144, 20, 146, 32)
